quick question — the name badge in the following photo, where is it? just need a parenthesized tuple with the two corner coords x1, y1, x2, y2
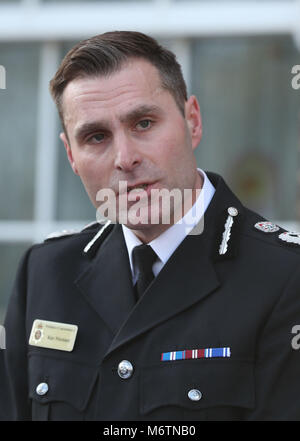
(29, 319, 78, 352)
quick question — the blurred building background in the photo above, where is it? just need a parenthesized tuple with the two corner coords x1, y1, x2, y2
(0, 0, 300, 322)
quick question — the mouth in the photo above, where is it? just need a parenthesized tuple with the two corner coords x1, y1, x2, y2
(127, 183, 149, 193)
(117, 181, 157, 197)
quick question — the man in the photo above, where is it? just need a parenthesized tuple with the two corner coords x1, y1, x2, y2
(1, 31, 300, 421)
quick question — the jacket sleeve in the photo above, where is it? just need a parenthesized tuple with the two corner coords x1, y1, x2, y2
(0, 248, 33, 421)
(250, 262, 300, 420)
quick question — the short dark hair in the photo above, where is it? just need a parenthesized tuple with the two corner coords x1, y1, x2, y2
(49, 31, 188, 132)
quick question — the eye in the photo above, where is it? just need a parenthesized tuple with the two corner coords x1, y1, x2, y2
(87, 133, 105, 144)
(136, 119, 152, 130)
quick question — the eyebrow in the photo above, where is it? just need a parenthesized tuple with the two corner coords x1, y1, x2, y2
(119, 104, 163, 124)
(74, 104, 163, 142)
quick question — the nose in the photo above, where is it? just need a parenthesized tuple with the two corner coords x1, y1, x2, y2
(114, 133, 141, 172)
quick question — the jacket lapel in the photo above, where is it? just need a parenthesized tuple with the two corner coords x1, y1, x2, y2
(74, 225, 135, 334)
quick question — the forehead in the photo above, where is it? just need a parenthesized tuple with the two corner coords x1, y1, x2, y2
(62, 59, 167, 127)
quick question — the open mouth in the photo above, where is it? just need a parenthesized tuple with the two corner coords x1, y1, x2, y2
(116, 181, 158, 198)
(127, 183, 149, 193)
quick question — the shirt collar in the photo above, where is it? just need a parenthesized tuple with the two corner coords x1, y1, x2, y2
(122, 168, 215, 277)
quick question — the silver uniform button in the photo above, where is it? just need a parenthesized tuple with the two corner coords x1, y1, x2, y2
(228, 206, 238, 217)
(36, 382, 49, 396)
(118, 360, 134, 379)
(188, 389, 202, 402)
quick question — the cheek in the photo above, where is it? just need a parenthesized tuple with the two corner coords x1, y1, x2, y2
(73, 153, 106, 190)
(73, 149, 98, 174)
(154, 131, 196, 186)
(154, 130, 191, 166)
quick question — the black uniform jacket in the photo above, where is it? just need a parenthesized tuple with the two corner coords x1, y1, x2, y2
(1, 172, 300, 421)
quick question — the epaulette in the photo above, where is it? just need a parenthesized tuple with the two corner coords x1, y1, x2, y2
(45, 229, 78, 241)
(44, 220, 114, 257)
(44, 221, 101, 242)
(80, 221, 101, 232)
(253, 221, 300, 248)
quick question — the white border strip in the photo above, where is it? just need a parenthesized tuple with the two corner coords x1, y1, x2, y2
(0, 2, 298, 41)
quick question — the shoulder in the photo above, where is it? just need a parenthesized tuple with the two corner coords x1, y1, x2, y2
(28, 220, 114, 262)
(44, 221, 101, 241)
(239, 208, 300, 273)
(243, 209, 300, 251)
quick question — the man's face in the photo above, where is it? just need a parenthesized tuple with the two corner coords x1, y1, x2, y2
(60, 58, 202, 236)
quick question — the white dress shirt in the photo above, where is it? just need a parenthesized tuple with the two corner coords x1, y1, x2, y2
(122, 169, 215, 284)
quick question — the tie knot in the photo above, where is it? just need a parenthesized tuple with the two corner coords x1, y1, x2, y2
(132, 244, 157, 275)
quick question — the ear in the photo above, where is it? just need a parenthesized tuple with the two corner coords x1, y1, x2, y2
(185, 96, 202, 150)
(60, 132, 79, 175)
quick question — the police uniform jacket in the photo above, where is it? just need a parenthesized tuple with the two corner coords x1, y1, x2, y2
(1, 172, 300, 421)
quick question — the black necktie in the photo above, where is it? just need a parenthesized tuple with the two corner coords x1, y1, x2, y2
(132, 244, 157, 301)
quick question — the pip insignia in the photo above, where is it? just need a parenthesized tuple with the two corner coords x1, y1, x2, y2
(278, 231, 300, 246)
(219, 207, 238, 255)
(254, 221, 279, 233)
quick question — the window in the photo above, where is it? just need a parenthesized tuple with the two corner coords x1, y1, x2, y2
(0, 0, 299, 322)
